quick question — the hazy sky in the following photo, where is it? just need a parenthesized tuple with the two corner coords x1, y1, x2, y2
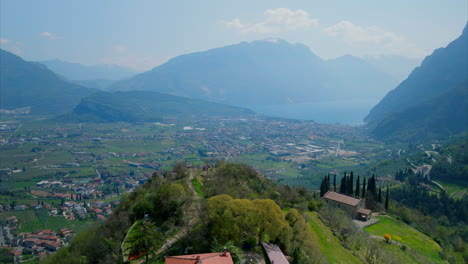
(1, 0, 466, 71)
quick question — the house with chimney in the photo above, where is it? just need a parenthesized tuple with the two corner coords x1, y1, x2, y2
(322, 191, 371, 220)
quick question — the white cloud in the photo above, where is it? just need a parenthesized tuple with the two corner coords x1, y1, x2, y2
(223, 18, 244, 29)
(323, 21, 398, 44)
(39, 32, 59, 40)
(224, 8, 319, 34)
(113, 45, 127, 54)
(0, 39, 23, 55)
(323, 21, 426, 57)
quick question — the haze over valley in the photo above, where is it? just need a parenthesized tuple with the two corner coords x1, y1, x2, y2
(0, 1, 467, 264)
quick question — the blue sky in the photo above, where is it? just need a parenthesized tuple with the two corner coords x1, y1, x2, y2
(1, 0, 466, 71)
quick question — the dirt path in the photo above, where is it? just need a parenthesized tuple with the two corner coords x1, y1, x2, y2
(353, 217, 380, 228)
(132, 170, 201, 263)
(155, 170, 201, 255)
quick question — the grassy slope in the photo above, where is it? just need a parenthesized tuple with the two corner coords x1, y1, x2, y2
(364, 216, 444, 263)
(306, 212, 362, 264)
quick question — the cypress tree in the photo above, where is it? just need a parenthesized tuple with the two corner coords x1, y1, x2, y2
(378, 186, 382, 203)
(320, 176, 326, 197)
(385, 186, 389, 212)
(340, 173, 346, 193)
(368, 174, 377, 198)
(333, 174, 336, 192)
(349, 171, 354, 195)
(361, 178, 366, 198)
(326, 175, 330, 192)
(355, 176, 360, 197)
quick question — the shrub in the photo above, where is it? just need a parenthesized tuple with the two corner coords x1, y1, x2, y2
(384, 233, 392, 243)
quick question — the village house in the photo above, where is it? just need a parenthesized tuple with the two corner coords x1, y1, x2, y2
(165, 251, 234, 264)
(322, 191, 371, 220)
(6, 216, 17, 226)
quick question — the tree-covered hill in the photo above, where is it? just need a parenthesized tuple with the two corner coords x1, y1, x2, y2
(62, 90, 255, 122)
(37, 161, 462, 264)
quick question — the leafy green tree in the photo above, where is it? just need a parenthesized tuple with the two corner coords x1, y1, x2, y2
(125, 221, 161, 264)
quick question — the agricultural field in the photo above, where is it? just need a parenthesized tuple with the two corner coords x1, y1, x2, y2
(0, 209, 93, 233)
(364, 215, 444, 263)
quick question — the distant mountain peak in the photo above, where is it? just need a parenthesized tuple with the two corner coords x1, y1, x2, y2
(39, 59, 138, 81)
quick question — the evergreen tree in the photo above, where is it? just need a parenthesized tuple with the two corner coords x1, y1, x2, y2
(355, 176, 360, 197)
(385, 186, 389, 212)
(361, 178, 366, 198)
(378, 186, 382, 203)
(340, 173, 346, 193)
(348, 171, 354, 195)
(333, 174, 336, 192)
(367, 174, 377, 197)
(320, 175, 330, 197)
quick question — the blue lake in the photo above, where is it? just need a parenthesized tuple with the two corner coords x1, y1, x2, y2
(248, 101, 376, 125)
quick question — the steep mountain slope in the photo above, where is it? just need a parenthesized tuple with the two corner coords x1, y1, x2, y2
(40, 59, 137, 81)
(0, 50, 96, 115)
(371, 82, 468, 141)
(109, 39, 397, 108)
(365, 23, 468, 126)
(65, 90, 254, 122)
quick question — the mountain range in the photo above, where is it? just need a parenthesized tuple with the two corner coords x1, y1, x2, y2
(0, 50, 96, 115)
(109, 39, 399, 110)
(39, 59, 137, 81)
(366, 23, 468, 141)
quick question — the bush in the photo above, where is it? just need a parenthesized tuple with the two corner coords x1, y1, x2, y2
(384, 233, 392, 243)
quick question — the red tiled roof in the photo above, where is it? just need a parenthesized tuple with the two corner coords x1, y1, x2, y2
(323, 191, 361, 206)
(165, 252, 233, 264)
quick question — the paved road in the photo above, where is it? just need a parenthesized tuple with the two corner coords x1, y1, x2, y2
(353, 217, 380, 228)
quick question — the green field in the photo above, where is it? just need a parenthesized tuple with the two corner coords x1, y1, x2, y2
(434, 179, 467, 199)
(364, 216, 444, 263)
(306, 212, 362, 264)
(0, 209, 94, 233)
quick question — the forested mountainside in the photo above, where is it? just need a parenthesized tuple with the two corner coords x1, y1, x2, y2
(365, 24, 467, 142)
(0, 50, 96, 115)
(62, 90, 254, 122)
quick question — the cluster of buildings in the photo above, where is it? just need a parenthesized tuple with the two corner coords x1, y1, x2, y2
(6, 228, 74, 262)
